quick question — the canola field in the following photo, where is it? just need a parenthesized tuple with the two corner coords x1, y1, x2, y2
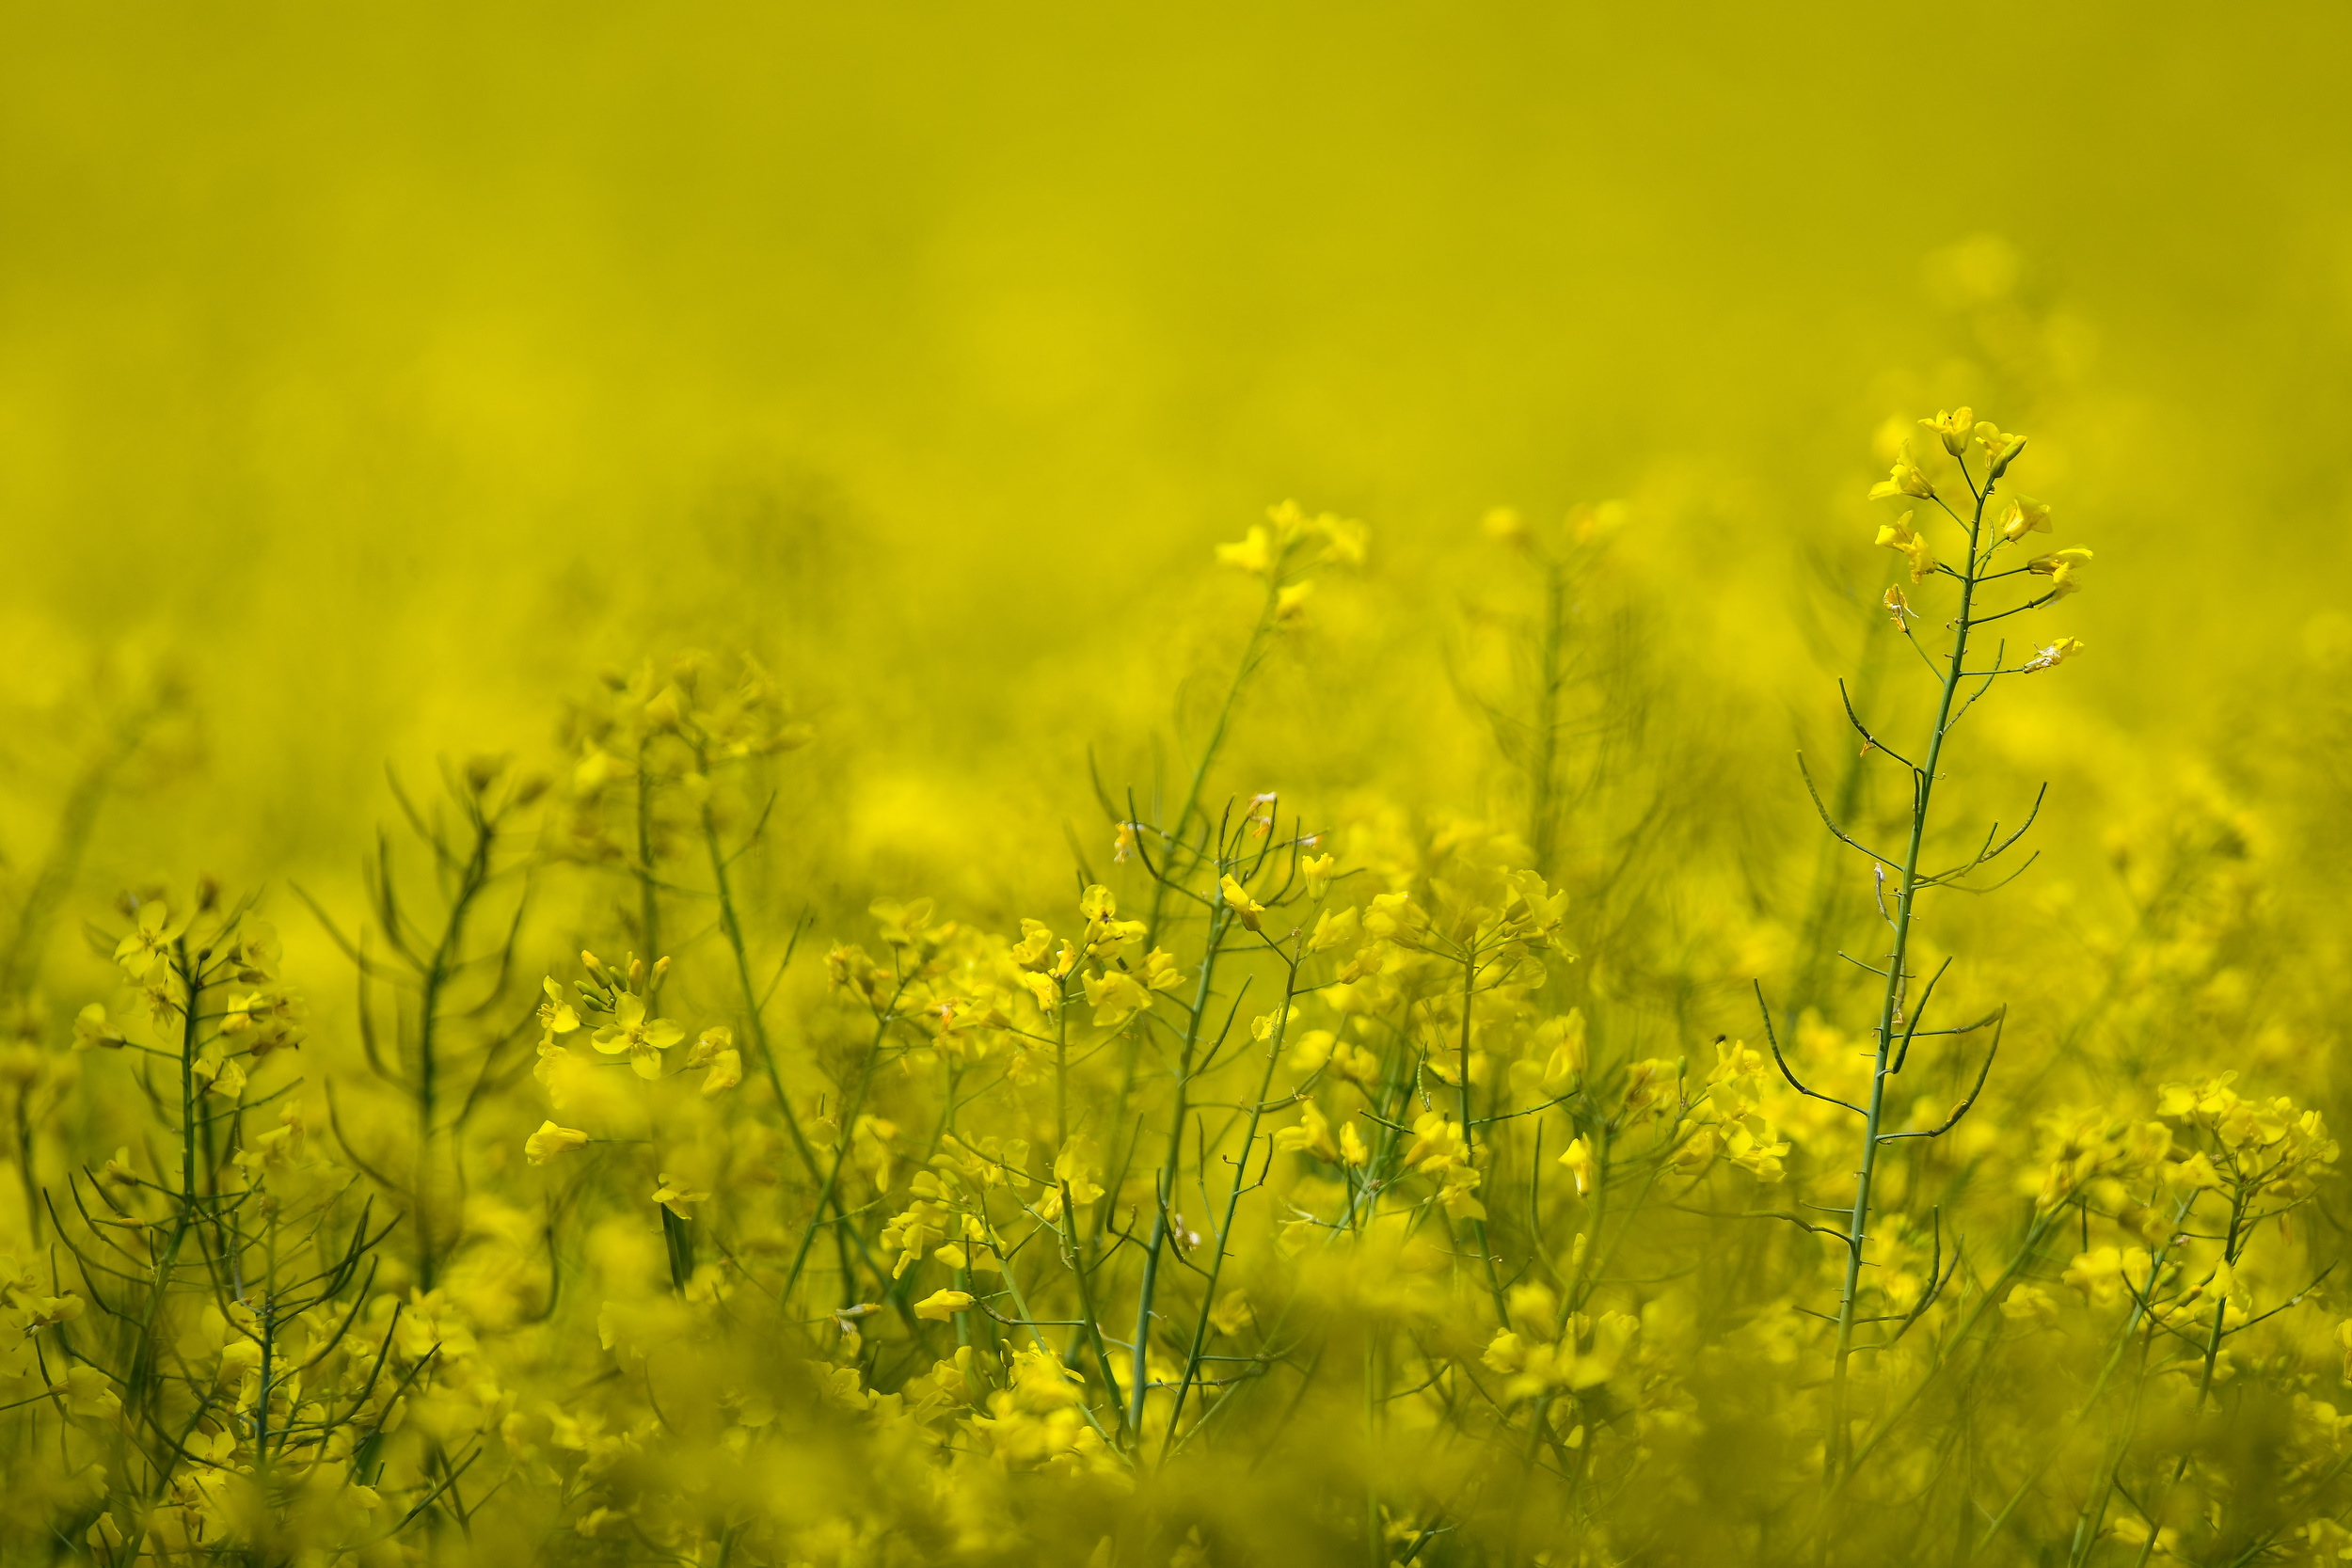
(4, 5, 2352, 1564)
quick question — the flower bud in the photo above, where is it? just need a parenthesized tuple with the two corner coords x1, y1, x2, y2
(1990, 436, 2027, 481)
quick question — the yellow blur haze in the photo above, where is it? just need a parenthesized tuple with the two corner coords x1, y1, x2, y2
(4, 2, 2346, 907)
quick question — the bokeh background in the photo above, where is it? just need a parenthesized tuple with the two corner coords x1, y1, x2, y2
(8, 13, 2352, 1560)
(4, 0, 2348, 924)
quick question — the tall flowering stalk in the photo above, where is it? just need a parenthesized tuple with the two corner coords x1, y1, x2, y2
(1770, 409, 2091, 1481)
(29, 885, 423, 1560)
(298, 759, 541, 1291)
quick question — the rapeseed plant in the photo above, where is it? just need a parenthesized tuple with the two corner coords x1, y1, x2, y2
(0, 422, 2344, 1568)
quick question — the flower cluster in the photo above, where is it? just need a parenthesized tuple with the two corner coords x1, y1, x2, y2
(4, 436, 2347, 1568)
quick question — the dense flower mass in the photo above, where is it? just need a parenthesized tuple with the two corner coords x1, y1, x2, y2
(0, 425, 2346, 1568)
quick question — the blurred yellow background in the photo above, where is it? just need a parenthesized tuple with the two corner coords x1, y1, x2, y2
(3, 0, 2347, 905)
(9, 14, 2352, 1559)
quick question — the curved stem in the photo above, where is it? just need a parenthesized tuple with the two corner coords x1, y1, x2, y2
(699, 791, 823, 1190)
(1161, 949, 1295, 1456)
(1128, 905, 1232, 1439)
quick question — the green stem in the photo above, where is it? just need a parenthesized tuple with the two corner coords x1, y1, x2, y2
(635, 738, 661, 967)
(1838, 1205, 2059, 1487)
(1460, 951, 1510, 1325)
(1829, 468, 1997, 1481)
(778, 990, 905, 1307)
(1057, 1180, 1129, 1432)
(1364, 1332, 1383, 1568)
(1531, 561, 1567, 879)
(13, 1095, 39, 1247)
(254, 1285, 276, 1467)
(1142, 574, 1283, 952)
(995, 1228, 1124, 1446)
(413, 816, 493, 1291)
(1106, 568, 1283, 1258)
(699, 794, 824, 1188)
(130, 942, 207, 1419)
(1128, 905, 1232, 1438)
(2127, 1191, 2248, 1568)
(693, 783, 904, 1312)
(1161, 948, 1295, 1457)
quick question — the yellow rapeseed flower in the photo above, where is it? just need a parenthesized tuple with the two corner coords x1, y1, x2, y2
(1999, 495, 2053, 542)
(525, 1121, 591, 1164)
(2029, 546, 2093, 596)
(1558, 1136, 1597, 1196)
(591, 991, 684, 1079)
(1275, 1099, 1341, 1163)
(113, 901, 181, 979)
(1218, 874, 1266, 931)
(1875, 511, 1937, 582)
(2025, 637, 2086, 671)
(1919, 407, 1974, 456)
(1080, 969, 1150, 1027)
(1869, 456, 1935, 502)
(914, 1289, 974, 1322)
(651, 1173, 709, 1217)
(71, 1003, 124, 1051)
(1215, 525, 1276, 576)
